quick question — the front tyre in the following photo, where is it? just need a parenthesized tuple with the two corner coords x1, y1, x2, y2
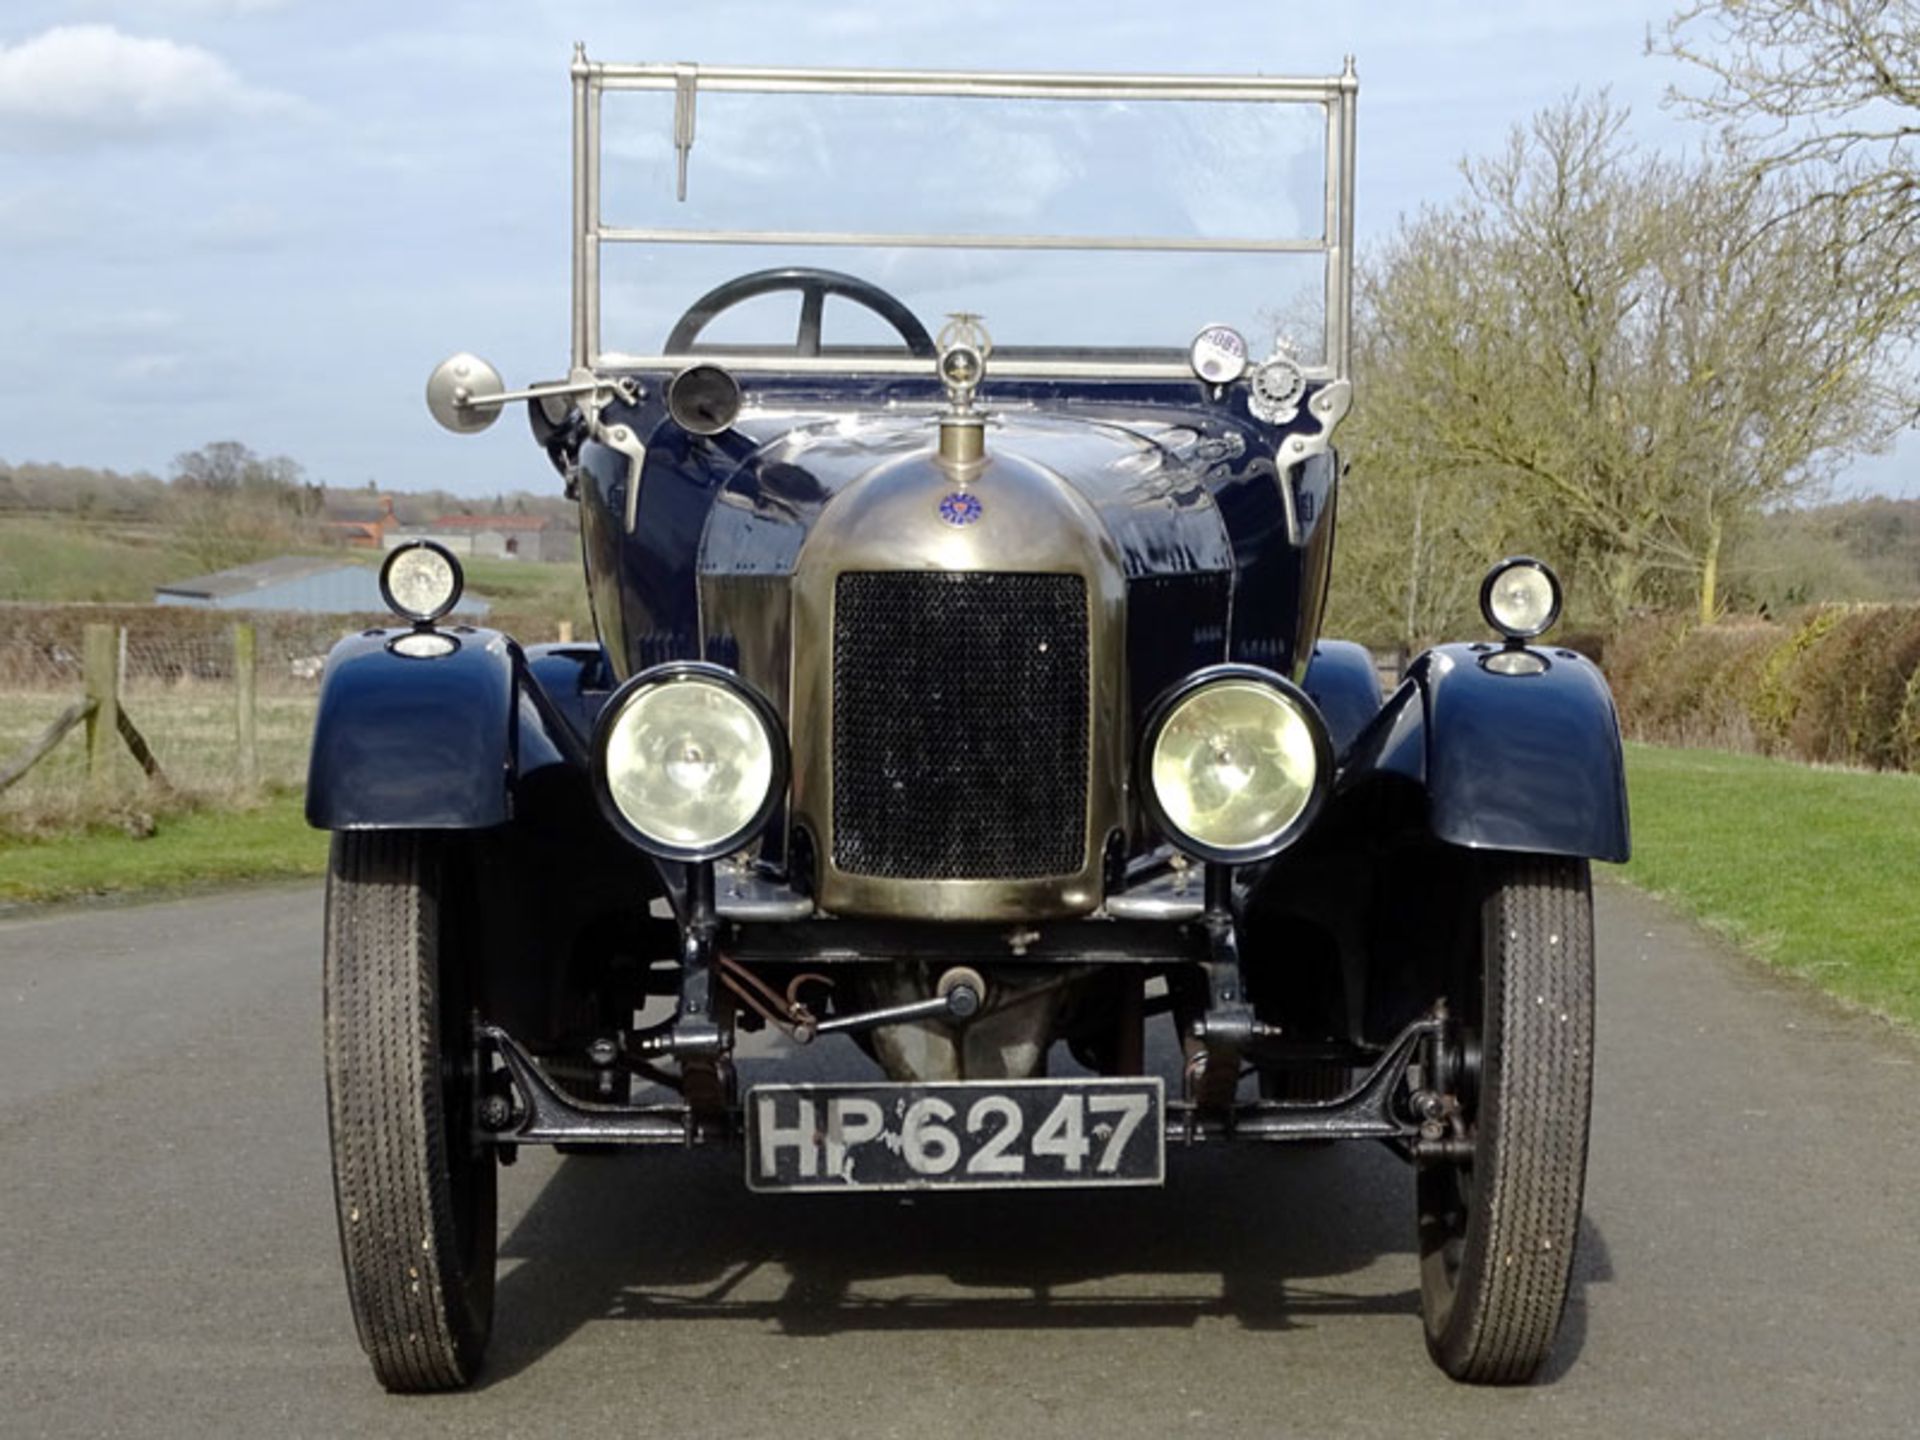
(324, 832, 497, 1392)
(1418, 854, 1594, 1383)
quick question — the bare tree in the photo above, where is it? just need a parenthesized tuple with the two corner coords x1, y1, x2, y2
(1336, 94, 1899, 632)
(1330, 225, 1526, 649)
(167, 441, 319, 570)
(1638, 158, 1902, 616)
(0, 461, 167, 517)
(1656, 1, 1919, 383)
(172, 441, 307, 499)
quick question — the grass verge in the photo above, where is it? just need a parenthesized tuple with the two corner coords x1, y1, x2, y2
(0, 789, 327, 908)
(1622, 741, 1920, 1032)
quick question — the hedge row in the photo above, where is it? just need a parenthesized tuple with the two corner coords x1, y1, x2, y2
(1605, 605, 1920, 772)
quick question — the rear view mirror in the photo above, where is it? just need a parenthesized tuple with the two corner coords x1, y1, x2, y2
(425, 352, 505, 434)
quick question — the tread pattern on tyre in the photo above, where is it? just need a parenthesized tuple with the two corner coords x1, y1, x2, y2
(324, 831, 494, 1392)
(1426, 853, 1594, 1384)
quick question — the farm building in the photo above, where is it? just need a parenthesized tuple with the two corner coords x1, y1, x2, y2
(154, 556, 490, 616)
(320, 494, 402, 549)
(391, 512, 572, 563)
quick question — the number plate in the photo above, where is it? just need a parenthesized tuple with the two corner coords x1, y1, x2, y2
(745, 1078, 1166, 1192)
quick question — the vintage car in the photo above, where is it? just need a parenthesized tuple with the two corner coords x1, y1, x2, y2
(309, 52, 1628, 1392)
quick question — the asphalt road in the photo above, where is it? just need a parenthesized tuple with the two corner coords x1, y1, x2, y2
(2, 880, 1916, 1439)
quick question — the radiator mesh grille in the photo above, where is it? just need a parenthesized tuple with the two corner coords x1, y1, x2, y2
(831, 571, 1088, 880)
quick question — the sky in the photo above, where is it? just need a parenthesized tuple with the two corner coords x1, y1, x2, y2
(0, 0, 1911, 499)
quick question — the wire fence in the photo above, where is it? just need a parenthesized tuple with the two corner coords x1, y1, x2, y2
(0, 626, 320, 831)
(1, 605, 583, 834)
(0, 631, 331, 691)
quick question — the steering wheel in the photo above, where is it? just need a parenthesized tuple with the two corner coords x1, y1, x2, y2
(664, 267, 935, 358)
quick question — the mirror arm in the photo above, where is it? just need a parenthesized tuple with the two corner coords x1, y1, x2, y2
(454, 375, 633, 416)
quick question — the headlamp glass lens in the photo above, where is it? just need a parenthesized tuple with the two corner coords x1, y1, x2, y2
(1150, 680, 1320, 854)
(1486, 564, 1556, 637)
(384, 547, 458, 620)
(604, 678, 774, 852)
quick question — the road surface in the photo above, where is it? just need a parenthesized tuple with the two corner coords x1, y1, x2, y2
(1, 880, 1915, 1438)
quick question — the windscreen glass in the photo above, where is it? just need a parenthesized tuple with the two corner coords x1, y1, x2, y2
(597, 88, 1333, 364)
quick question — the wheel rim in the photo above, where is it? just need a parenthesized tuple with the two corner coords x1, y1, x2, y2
(441, 1026, 488, 1293)
(1416, 1014, 1479, 1316)
(434, 863, 495, 1322)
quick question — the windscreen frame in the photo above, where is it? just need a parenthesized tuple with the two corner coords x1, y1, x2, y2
(570, 51, 1358, 382)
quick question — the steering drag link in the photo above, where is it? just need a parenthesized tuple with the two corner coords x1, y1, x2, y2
(716, 955, 984, 1044)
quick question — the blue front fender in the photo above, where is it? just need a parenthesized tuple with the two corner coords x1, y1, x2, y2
(1302, 640, 1385, 757)
(306, 627, 524, 830)
(1339, 643, 1630, 863)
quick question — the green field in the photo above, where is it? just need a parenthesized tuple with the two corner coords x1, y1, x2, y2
(460, 553, 586, 605)
(0, 517, 206, 602)
(0, 516, 589, 620)
(1621, 742, 1920, 1031)
(0, 686, 318, 831)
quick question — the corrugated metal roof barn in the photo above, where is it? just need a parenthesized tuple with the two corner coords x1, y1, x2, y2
(154, 556, 490, 615)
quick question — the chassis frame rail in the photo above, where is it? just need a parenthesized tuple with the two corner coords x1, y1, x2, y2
(473, 1011, 1460, 1158)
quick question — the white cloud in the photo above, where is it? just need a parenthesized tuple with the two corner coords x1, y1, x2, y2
(0, 25, 299, 145)
(809, 2, 1015, 38)
(64, 0, 293, 16)
(167, 0, 292, 12)
(194, 200, 292, 250)
(0, 183, 90, 249)
(67, 307, 187, 338)
(113, 352, 190, 383)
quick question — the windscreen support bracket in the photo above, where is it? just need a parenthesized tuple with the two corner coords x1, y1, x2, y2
(673, 63, 698, 201)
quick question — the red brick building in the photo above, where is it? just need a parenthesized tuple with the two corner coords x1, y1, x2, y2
(320, 495, 400, 549)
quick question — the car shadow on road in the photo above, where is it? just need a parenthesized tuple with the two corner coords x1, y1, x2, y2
(480, 1137, 1604, 1387)
(1538, 1213, 1613, 1385)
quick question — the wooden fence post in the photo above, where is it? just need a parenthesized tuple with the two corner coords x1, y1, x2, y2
(84, 624, 118, 796)
(234, 622, 259, 791)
